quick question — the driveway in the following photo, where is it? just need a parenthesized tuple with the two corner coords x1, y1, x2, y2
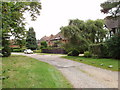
(12, 53, 118, 88)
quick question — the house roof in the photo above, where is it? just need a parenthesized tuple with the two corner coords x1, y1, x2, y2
(105, 16, 120, 30)
(39, 32, 66, 42)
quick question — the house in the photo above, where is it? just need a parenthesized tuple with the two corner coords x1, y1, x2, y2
(38, 32, 67, 47)
(105, 16, 120, 36)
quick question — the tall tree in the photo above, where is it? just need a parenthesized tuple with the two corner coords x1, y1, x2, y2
(100, 0, 120, 35)
(1, 2, 41, 56)
(61, 23, 89, 52)
(100, 0, 120, 17)
(61, 19, 107, 53)
(26, 27, 37, 50)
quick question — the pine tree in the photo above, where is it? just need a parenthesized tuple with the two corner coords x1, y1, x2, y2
(26, 27, 37, 50)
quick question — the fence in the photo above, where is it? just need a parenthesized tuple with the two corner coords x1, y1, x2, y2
(41, 48, 67, 54)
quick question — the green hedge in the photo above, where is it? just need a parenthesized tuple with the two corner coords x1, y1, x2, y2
(12, 49, 22, 52)
(12, 48, 27, 52)
(33, 50, 41, 53)
(106, 35, 120, 59)
(2, 46, 11, 57)
(84, 51, 92, 58)
(89, 43, 109, 58)
(68, 49, 79, 56)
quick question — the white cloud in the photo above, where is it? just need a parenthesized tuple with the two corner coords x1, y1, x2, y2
(25, 0, 107, 39)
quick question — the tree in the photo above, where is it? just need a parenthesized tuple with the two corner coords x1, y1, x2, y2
(26, 27, 37, 50)
(1, 2, 41, 56)
(16, 39, 26, 48)
(106, 34, 120, 59)
(100, 0, 120, 35)
(61, 24, 89, 53)
(60, 19, 107, 53)
(100, 0, 120, 17)
(40, 41, 47, 49)
(2, 32, 11, 57)
(85, 19, 107, 43)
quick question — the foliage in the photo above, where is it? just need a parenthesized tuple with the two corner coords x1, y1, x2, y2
(84, 51, 92, 58)
(89, 43, 109, 58)
(1, 2, 41, 39)
(33, 50, 41, 53)
(61, 19, 107, 53)
(1, 2, 41, 56)
(40, 41, 47, 49)
(100, 1, 120, 17)
(106, 34, 120, 59)
(2, 33, 11, 57)
(16, 39, 26, 48)
(12, 49, 22, 52)
(11, 47, 26, 52)
(26, 27, 37, 50)
(2, 46, 11, 57)
(67, 49, 79, 56)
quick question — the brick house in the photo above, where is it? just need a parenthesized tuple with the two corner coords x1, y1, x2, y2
(38, 32, 67, 47)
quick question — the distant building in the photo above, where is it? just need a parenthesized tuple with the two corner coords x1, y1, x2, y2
(38, 32, 67, 47)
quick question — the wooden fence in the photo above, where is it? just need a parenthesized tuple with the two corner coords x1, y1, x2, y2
(41, 48, 67, 54)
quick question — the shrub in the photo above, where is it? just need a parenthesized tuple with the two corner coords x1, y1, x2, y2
(40, 41, 47, 49)
(12, 49, 22, 52)
(67, 49, 79, 56)
(84, 51, 92, 58)
(2, 46, 11, 57)
(21, 48, 27, 52)
(33, 50, 41, 53)
(89, 43, 109, 58)
(106, 35, 120, 59)
(68, 51, 72, 56)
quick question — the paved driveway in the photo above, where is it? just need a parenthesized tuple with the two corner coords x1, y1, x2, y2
(12, 53, 118, 88)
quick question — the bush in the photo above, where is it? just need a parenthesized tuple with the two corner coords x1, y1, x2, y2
(2, 46, 11, 57)
(106, 35, 120, 59)
(67, 49, 79, 56)
(89, 43, 109, 58)
(84, 51, 92, 58)
(68, 51, 72, 56)
(33, 50, 41, 53)
(12, 49, 22, 52)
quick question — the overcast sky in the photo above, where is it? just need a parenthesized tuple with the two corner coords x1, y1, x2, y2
(24, 0, 107, 39)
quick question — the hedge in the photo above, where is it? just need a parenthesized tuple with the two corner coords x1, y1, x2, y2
(89, 43, 109, 58)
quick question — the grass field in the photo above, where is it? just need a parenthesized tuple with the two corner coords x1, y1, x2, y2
(2, 55, 72, 88)
(62, 56, 119, 71)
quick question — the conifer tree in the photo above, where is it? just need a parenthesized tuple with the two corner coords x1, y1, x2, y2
(26, 27, 37, 50)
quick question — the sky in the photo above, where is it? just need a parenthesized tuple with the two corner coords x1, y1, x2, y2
(24, 0, 107, 39)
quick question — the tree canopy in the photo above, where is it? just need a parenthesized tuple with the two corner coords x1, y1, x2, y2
(1, 2, 41, 56)
(61, 19, 107, 53)
(26, 27, 37, 50)
(100, 0, 120, 17)
(1, 2, 41, 39)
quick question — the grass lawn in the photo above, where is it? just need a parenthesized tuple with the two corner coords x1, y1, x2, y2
(2, 55, 72, 88)
(62, 56, 119, 71)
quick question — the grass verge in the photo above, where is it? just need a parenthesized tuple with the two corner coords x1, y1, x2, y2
(62, 56, 119, 71)
(2, 55, 72, 88)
